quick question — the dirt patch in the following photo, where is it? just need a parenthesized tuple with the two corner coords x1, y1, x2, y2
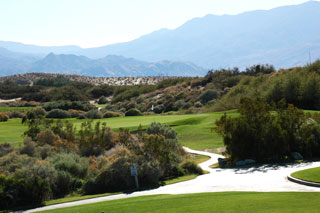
(0, 98, 22, 103)
(205, 147, 226, 154)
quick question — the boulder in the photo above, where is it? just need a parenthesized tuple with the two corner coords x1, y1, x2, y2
(244, 159, 256, 164)
(235, 160, 246, 166)
(291, 152, 303, 160)
(218, 158, 227, 167)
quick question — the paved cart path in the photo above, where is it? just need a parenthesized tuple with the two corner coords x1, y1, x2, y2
(26, 147, 320, 212)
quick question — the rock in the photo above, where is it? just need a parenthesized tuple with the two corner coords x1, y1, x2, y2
(235, 160, 246, 166)
(218, 158, 227, 167)
(244, 159, 256, 164)
(291, 152, 303, 160)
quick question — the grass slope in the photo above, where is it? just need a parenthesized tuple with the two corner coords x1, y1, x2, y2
(0, 118, 27, 146)
(40, 192, 320, 213)
(291, 167, 320, 183)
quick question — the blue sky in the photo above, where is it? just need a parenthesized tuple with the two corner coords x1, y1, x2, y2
(0, 0, 317, 47)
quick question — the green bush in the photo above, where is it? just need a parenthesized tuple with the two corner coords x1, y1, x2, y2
(215, 97, 320, 162)
(0, 143, 13, 157)
(83, 147, 161, 194)
(153, 105, 164, 114)
(31, 107, 47, 117)
(46, 109, 71, 118)
(103, 111, 124, 118)
(98, 96, 108, 104)
(48, 153, 89, 179)
(68, 109, 86, 118)
(7, 111, 25, 118)
(43, 101, 94, 112)
(146, 122, 177, 139)
(20, 138, 37, 157)
(85, 109, 103, 119)
(181, 161, 203, 175)
(198, 89, 218, 104)
(125, 108, 142, 116)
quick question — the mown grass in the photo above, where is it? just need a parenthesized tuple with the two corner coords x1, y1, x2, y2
(0, 118, 27, 146)
(172, 110, 238, 150)
(291, 167, 320, 183)
(40, 192, 320, 213)
(45, 192, 121, 206)
(0, 106, 35, 112)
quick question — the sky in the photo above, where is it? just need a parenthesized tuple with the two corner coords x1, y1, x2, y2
(0, 0, 318, 48)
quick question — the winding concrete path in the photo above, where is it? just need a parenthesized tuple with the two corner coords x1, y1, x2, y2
(26, 147, 320, 212)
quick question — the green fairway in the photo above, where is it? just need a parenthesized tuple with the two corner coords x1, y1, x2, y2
(291, 167, 320, 183)
(0, 106, 35, 112)
(0, 118, 27, 146)
(173, 110, 238, 150)
(0, 112, 237, 150)
(39, 192, 320, 213)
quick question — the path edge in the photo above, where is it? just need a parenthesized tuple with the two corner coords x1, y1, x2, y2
(287, 174, 320, 188)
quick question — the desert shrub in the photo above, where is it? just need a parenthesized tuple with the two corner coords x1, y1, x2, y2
(43, 101, 94, 112)
(31, 107, 47, 117)
(20, 138, 37, 157)
(53, 170, 74, 197)
(181, 161, 203, 175)
(245, 64, 275, 75)
(103, 111, 123, 118)
(0, 174, 51, 209)
(48, 152, 89, 179)
(153, 104, 164, 113)
(46, 109, 71, 119)
(35, 130, 59, 146)
(215, 97, 320, 162)
(0, 143, 13, 157)
(79, 121, 114, 156)
(85, 109, 103, 119)
(40, 144, 52, 159)
(0, 112, 9, 122)
(68, 109, 85, 118)
(146, 122, 177, 139)
(198, 89, 218, 104)
(125, 108, 142, 116)
(83, 147, 161, 194)
(98, 96, 107, 104)
(7, 111, 25, 118)
(143, 123, 183, 177)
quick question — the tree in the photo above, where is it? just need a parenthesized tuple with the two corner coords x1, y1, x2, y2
(215, 97, 312, 162)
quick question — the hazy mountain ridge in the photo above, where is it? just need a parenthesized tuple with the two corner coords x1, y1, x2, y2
(83, 1, 320, 68)
(0, 51, 206, 77)
(0, 1, 319, 71)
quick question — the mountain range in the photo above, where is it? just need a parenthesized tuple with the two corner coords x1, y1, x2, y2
(0, 49, 206, 77)
(0, 1, 320, 76)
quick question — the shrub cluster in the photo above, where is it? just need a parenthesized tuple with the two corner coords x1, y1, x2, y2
(43, 101, 95, 112)
(216, 97, 320, 163)
(0, 115, 197, 211)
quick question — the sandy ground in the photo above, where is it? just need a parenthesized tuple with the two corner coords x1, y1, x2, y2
(25, 147, 320, 212)
(0, 98, 21, 103)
